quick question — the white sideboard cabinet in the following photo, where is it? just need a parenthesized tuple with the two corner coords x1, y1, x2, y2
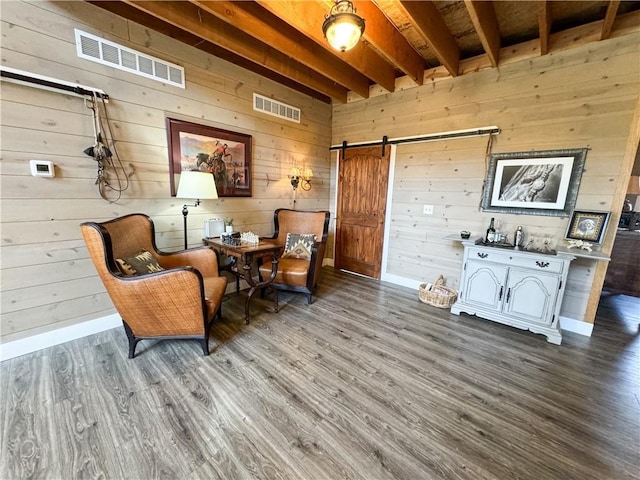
(450, 241, 576, 345)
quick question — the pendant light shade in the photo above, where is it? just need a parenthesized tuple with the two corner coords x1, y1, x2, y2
(322, 0, 365, 52)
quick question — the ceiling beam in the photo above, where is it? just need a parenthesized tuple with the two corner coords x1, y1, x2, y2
(398, 0, 460, 77)
(601, 0, 621, 40)
(350, 1, 424, 85)
(538, 1, 551, 55)
(88, 0, 332, 102)
(257, 0, 396, 93)
(464, 0, 501, 67)
(191, 1, 371, 98)
(121, 0, 349, 102)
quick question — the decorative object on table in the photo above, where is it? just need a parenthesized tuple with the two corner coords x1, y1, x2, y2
(221, 232, 241, 246)
(176, 171, 218, 250)
(224, 217, 234, 233)
(566, 239, 593, 252)
(460, 230, 471, 239)
(418, 275, 458, 309)
(167, 118, 252, 198)
(564, 210, 610, 244)
(481, 148, 587, 217)
(241, 231, 259, 245)
(514, 225, 524, 249)
(485, 217, 496, 243)
(204, 218, 225, 238)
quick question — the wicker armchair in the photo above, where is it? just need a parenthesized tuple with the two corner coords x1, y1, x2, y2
(80, 214, 227, 358)
(258, 208, 330, 304)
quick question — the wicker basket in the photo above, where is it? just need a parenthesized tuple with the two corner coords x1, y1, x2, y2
(418, 275, 458, 308)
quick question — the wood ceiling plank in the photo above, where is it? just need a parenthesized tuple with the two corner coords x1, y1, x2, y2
(191, 0, 371, 97)
(257, 0, 396, 92)
(351, 1, 424, 85)
(120, 1, 349, 102)
(464, 0, 501, 67)
(538, 1, 551, 55)
(398, 0, 460, 77)
(601, 0, 621, 40)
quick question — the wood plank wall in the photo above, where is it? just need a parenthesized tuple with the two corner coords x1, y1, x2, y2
(332, 30, 640, 325)
(0, 1, 332, 342)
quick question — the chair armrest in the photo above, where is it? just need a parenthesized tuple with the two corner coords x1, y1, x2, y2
(157, 246, 219, 277)
(308, 241, 326, 289)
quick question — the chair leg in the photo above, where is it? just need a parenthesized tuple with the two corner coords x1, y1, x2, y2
(306, 293, 313, 304)
(122, 320, 141, 359)
(200, 338, 210, 356)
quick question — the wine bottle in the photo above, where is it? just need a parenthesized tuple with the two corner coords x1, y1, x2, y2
(486, 218, 496, 243)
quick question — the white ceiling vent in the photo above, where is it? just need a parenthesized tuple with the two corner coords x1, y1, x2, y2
(253, 93, 300, 123)
(74, 29, 185, 89)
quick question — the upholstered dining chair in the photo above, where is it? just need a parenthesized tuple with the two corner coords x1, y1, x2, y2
(80, 213, 227, 358)
(258, 208, 330, 304)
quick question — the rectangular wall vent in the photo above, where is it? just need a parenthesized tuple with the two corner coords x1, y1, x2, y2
(75, 29, 185, 89)
(253, 93, 300, 123)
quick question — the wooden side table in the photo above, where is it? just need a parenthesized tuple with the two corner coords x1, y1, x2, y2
(204, 238, 283, 324)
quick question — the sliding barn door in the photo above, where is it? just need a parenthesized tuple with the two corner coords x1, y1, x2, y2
(335, 146, 390, 279)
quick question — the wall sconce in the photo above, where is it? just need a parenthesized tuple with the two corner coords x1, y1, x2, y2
(322, 0, 365, 52)
(289, 166, 313, 191)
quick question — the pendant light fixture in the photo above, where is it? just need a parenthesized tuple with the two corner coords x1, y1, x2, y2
(322, 0, 366, 52)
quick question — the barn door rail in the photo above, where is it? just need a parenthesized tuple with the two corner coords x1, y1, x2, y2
(331, 126, 500, 156)
(1, 66, 109, 101)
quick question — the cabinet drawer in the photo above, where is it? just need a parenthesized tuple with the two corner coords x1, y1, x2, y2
(467, 247, 564, 274)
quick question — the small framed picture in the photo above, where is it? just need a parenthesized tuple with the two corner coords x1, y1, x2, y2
(565, 210, 610, 244)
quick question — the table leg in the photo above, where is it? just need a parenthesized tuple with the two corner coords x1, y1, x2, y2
(240, 257, 280, 325)
(242, 262, 254, 325)
(270, 257, 279, 313)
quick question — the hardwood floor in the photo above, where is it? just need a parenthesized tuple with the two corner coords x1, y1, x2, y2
(1, 267, 639, 480)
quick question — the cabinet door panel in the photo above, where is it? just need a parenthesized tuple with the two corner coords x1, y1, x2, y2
(505, 269, 559, 325)
(462, 262, 508, 311)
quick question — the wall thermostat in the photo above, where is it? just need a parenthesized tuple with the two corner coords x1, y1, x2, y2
(30, 160, 55, 178)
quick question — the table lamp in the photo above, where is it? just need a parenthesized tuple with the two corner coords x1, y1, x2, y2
(176, 171, 218, 249)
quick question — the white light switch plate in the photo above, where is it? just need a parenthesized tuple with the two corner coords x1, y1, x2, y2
(423, 205, 434, 215)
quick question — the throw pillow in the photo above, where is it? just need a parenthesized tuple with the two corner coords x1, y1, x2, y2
(116, 250, 164, 275)
(283, 233, 317, 260)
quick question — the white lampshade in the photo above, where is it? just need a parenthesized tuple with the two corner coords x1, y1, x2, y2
(176, 171, 218, 200)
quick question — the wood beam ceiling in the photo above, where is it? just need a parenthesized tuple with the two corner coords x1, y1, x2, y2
(88, 1, 639, 104)
(257, 0, 396, 93)
(191, 1, 371, 98)
(601, 0, 621, 40)
(464, 0, 501, 67)
(398, 0, 461, 77)
(538, 1, 551, 55)
(121, 0, 350, 102)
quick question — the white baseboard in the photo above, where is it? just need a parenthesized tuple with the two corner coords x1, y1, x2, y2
(0, 314, 122, 362)
(381, 272, 422, 290)
(559, 315, 593, 336)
